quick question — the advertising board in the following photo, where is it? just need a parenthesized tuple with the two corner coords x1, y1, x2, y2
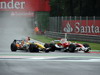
(0, 0, 50, 11)
(62, 20, 100, 35)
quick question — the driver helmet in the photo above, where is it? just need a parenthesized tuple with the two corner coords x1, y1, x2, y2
(60, 38, 68, 44)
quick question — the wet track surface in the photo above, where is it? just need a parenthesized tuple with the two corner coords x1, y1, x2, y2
(0, 17, 100, 75)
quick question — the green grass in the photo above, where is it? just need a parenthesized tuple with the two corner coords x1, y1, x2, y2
(32, 35, 100, 50)
(32, 35, 55, 43)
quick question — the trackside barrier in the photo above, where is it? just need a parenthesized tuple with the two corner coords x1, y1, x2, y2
(45, 31, 100, 43)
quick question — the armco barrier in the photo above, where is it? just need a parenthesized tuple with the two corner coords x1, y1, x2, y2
(45, 31, 100, 43)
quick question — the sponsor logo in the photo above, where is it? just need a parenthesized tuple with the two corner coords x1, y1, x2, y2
(0, 0, 50, 11)
(63, 21, 100, 34)
(64, 22, 73, 32)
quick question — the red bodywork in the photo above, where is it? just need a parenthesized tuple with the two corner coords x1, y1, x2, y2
(57, 42, 70, 48)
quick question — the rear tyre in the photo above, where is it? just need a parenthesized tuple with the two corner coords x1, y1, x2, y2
(48, 43, 56, 52)
(68, 44, 76, 52)
(11, 43, 17, 52)
(29, 44, 39, 52)
(45, 49, 50, 53)
(44, 43, 55, 52)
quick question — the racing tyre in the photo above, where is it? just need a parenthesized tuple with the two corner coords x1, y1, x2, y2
(11, 43, 17, 52)
(45, 49, 50, 53)
(44, 43, 55, 52)
(49, 43, 56, 52)
(41, 48, 49, 53)
(68, 44, 76, 52)
(44, 43, 50, 48)
(83, 44, 91, 53)
(29, 44, 39, 52)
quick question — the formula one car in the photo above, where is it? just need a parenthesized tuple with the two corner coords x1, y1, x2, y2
(44, 38, 91, 53)
(10, 38, 49, 53)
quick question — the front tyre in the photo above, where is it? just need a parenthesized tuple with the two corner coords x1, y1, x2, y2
(83, 44, 91, 53)
(84, 49, 90, 53)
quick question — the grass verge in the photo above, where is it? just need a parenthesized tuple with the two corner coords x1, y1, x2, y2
(32, 35, 100, 50)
